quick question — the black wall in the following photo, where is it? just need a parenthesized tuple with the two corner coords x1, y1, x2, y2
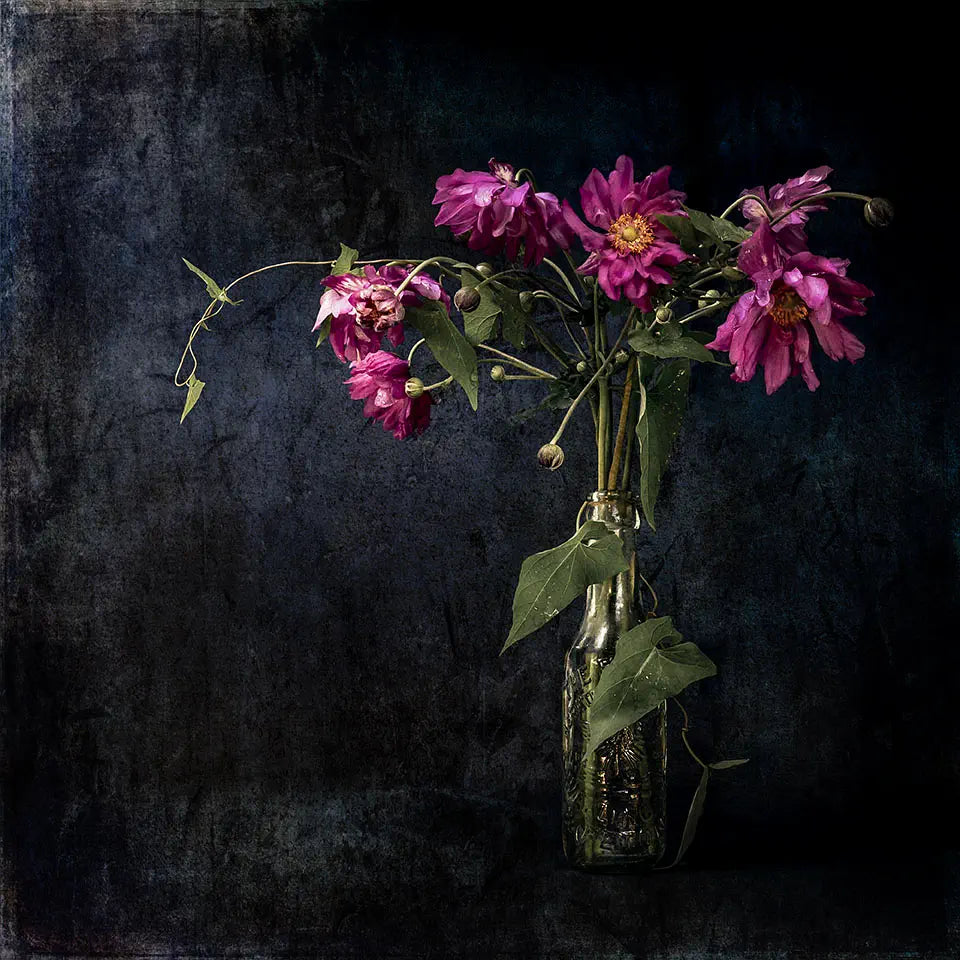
(2, 4, 956, 957)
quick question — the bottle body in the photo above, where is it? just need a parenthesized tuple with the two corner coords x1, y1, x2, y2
(561, 492, 667, 870)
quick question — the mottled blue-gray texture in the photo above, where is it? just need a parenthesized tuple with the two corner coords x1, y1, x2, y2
(1, 3, 957, 957)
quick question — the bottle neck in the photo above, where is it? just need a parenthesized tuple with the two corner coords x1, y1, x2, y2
(578, 493, 637, 648)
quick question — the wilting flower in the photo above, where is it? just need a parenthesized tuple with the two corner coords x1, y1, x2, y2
(741, 166, 832, 254)
(315, 264, 450, 363)
(562, 156, 689, 311)
(706, 221, 873, 394)
(432, 159, 573, 266)
(344, 350, 432, 439)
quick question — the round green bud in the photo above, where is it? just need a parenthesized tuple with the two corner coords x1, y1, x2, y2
(864, 197, 894, 228)
(518, 291, 535, 313)
(655, 306, 673, 323)
(490, 365, 507, 382)
(537, 443, 565, 471)
(576, 360, 589, 375)
(404, 377, 425, 399)
(698, 289, 721, 309)
(614, 349, 630, 367)
(454, 286, 481, 312)
(476, 262, 495, 278)
(722, 266, 744, 281)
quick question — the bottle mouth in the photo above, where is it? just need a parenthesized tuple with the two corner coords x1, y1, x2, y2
(586, 489, 636, 505)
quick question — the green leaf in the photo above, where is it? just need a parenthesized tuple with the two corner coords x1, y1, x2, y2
(182, 258, 241, 305)
(331, 242, 359, 276)
(682, 205, 722, 244)
(583, 616, 717, 754)
(459, 271, 501, 345)
(709, 758, 750, 770)
(492, 284, 526, 350)
(665, 765, 711, 869)
(711, 219, 751, 244)
(315, 315, 332, 348)
(629, 324, 718, 364)
(502, 521, 628, 653)
(636, 360, 690, 530)
(179, 373, 206, 424)
(657, 214, 698, 253)
(404, 300, 479, 410)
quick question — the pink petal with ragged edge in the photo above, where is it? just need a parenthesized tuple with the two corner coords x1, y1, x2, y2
(579, 168, 614, 228)
(607, 155, 635, 211)
(762, 330, 793, 394)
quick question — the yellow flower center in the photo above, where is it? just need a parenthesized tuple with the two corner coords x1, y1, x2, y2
(608, 213, 655, 255)
(768, 283, 809, 329)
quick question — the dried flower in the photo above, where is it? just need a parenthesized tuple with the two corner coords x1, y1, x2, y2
(344, 351, 432, 439)
(864, 197, 894, 228)
(740, 166, 833, 254)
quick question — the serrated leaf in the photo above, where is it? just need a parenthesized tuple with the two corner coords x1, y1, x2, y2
(583, 616, 716, 754)
(657, 214, 698, 253)
(331, 242, 359, 276)
(315, 315, 332, 347)
(459, 270, 501, 345)
(682, 205, 722, 244)
(182, 258, 241, 305)
(492, 284, 526, 350)
(711, 218, 751, 244)
(709, 758, 750, 770)
(404, 300, 479, 410)
(629, 325, 718, 364)
(637, 360, 690, 530)
(179, 373, 205, 424)
(502, 521, 628, 653)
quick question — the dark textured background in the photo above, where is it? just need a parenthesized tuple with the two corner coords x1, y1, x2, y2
(1, 3, 957, 957)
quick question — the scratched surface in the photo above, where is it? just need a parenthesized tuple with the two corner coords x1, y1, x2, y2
(1, 4, 957, 957)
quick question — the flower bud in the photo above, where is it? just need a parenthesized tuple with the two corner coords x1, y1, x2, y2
(404, 377, 425, 398)
(722, 266, 744, 281)
(698, 289, 721, 309)
(537, 443, 565, 471)
(476, 262, 495, 278)
(655, 305, 673, 324)
(576, 360, 589, 375)
(614, 349, 630, 367)
(490, 365, 507, 382)
(519, 291, 535, 313)
(453, 286, 481, 312)
(864, 197, 894, 228)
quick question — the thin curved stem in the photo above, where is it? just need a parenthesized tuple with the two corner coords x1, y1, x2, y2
(719, 193, 772, 221)
(542, 257, 582, 303)
(476, 343, 557, 380)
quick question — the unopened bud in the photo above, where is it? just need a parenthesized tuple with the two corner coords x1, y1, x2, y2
(476, 262, 495, 278)
(615, 349, 630, 367)
(576, 360, 589, 375)
(864, 197, 894, 228)
(655, 305, 673, 323)
(698, 289, 721, 309)
(454, 286, 481, 312)
(404, 377, 425, 398)
(722, 266, 744, 281)
(519, 291, 535, 313)
(537, 443, 565, 471)
(490, 365, 507, 382)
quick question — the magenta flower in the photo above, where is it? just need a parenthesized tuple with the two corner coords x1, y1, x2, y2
(740, 165, 833, 254)
(705, 221, 873, 395)
(561, 156, 690, 311)
(314, 264, 450, 363)
(344, 350, 432, 440)
(432, 159, 573, 266)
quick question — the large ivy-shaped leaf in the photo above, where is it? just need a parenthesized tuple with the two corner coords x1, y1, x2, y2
(636, 360, 690, 530)
(502, 520, 628, 653)
(583, 616, 716, 754)
(493, 284, 526, 350)
(404, 300, 479, 410)
(629, 324, 719, 364)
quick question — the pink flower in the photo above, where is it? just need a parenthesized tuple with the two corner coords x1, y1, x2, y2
(314, 264, 450, 363)
(741, 166, 833, 254)
(432, 159, 573, 266)
(562, 156, 690, 311)
(706, 221, 873, 395)
(344, 350, 431, 440)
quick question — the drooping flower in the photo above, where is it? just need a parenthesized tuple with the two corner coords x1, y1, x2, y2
(705, 221, 873, 395)
(561, 156, 690, 311)
(344, 350, 432, 439)
(314, 264, 450, 363)
(740, 166, 833, 254)
(432, 159, 573, 266)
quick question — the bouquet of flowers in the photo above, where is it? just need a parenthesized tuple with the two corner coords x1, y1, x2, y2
(175, 155, 891, 869)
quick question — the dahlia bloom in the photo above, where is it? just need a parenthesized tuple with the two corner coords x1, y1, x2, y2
(561, 156, 689, 311)
(314, 264, 450, 363)
(432, 159, 573, 266)
(706, 221, 873, 395)
(344, 350, 431, 439)
(741, 165, 832, 254)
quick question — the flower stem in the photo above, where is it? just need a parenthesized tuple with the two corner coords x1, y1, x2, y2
(542, 257, 583, 303)
(475, 343, 557, 380)
(423, 375, 453, 391)
(407, 338, 427, 365)
(718, 193, 772, 221)
(606, 357, 636, 490)
(767, 191, 873, 228)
